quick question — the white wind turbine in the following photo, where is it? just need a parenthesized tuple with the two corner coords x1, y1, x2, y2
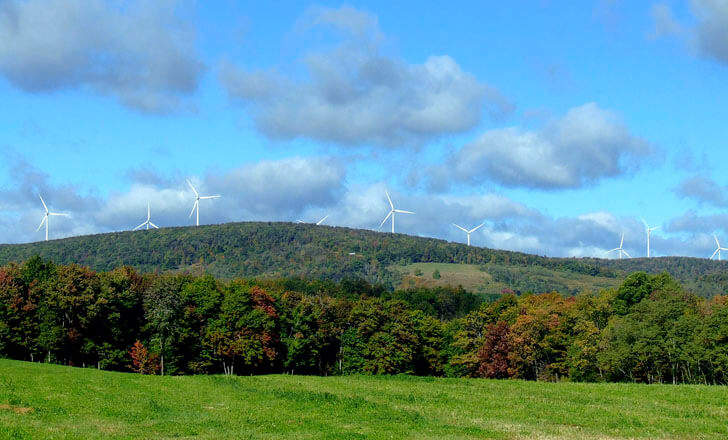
(642, 219, 659, 258)
(452, 223, 484, 246)
(187, 179, 220, 226)
(379, 190, 415, 234)
(710, 234, 728, 261)
(134, 202, 159, 231)
(35, 194, 69, 241)
(606, 232, 631, 259)
(296, 215, 329, 225)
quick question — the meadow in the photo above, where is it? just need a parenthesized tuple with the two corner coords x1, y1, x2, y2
(1, 359, 727, 439)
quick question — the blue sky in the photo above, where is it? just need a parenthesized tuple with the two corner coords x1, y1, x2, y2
(1, 0, 728, 259)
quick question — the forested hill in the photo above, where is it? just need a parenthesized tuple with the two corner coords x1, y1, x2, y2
(0, 222, 726, 295)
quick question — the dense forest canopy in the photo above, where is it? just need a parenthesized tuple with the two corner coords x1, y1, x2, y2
(0, 222, 726, 296)
(2, 257, 728, 385)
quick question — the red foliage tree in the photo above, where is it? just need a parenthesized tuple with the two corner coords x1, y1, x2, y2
(128, 340, 160, 374)
(476, 321, 511, 379)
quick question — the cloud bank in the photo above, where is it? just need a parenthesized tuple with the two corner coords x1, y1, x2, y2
(2, 156, 722, 259)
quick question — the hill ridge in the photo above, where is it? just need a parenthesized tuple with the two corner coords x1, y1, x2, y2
(0, 221, 726, 295)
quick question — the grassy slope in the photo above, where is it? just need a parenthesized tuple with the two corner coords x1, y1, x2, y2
(394, 262, 620, 294)
(1, 359, 726, 439)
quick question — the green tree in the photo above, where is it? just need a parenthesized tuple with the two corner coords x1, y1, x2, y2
(341, 299, 419, 375)
(144, 275, 184, 375)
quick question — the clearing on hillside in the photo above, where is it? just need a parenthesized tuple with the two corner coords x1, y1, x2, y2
(393, 262, 620, 294)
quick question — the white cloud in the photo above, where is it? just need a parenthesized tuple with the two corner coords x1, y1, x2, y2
(650, 0, 728, 64)
(219, 5, 512, 147)
(438, 103, 652, 189)
(0, 0, 203, 113)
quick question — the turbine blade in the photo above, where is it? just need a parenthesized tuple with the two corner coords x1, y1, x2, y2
(38, 194, 48, 212)
(622, 250, 631, 258)
(607, 248, 620, 253)
(186, 179, 199, 197)
(711, 248, 719, 259)
(49, 212, 68, 217)
(385, 190, 394, 210)
(189, 200, 198, 218)
(620, 232, 624, 248)
(379, 211, 392, 229)
(453, 224, 468, 232)
(640, 217, 648, 228)
(316, 215, 329, 225)
(199, 195, 220, 199)
(394, 210, 415, 214)
(470, 223, 484, 233)
(715, 234, 720, 248)
(133, 221, 146, 230)
(149, 222, 159, 229)
(35, 216, 47, 232)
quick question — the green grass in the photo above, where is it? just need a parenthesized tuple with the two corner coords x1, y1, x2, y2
(1, 359, 726, 439)
(394, 262, 619, 295)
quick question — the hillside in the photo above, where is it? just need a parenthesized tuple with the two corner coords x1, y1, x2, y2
(2, 359, 726, 439)
(0, 222, 726, 296)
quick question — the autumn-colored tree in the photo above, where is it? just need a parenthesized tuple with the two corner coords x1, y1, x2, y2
(447, 294, 518, 378)
(477, 321, 511, 379)
(507, 293, 576, 381)
(207, 282, 280, 375)
(128, 340, 159, 374)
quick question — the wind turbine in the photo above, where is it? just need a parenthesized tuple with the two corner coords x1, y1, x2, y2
(378, 190, 414, 234)
(606, 232, 631, 259)
(642, 219, 659, 258)
(187, 179, 220, 226)
(452, 223, 484, 246)
(710, 234, 728, 261)
(35, 194, 69, 241)
(316, 215, 329, 226)
(134, 202, 159, 231)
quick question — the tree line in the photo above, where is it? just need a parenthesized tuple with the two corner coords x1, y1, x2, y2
(1, 257, 727, 384)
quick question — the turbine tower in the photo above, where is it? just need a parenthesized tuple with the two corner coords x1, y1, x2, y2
(642, 219, 659, 258)
(710, 234, 728, 261)
(379, 190, 414, 234)
(316, 215, 329, 226)
(35, 194, 69, 241)
(187, 179, 220, 227)
(134, 202, 159, 231)
(606, 232, 631, 259)
(452, 223, 484, 246)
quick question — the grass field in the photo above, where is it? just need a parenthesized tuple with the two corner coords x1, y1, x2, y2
(394, 262, 619, 295)
(1, 359, 727, 439)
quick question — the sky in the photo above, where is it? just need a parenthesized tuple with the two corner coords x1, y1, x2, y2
(1, 0, 727, 259)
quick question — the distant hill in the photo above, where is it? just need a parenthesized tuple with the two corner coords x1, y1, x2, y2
(0, 222, 726, 296)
